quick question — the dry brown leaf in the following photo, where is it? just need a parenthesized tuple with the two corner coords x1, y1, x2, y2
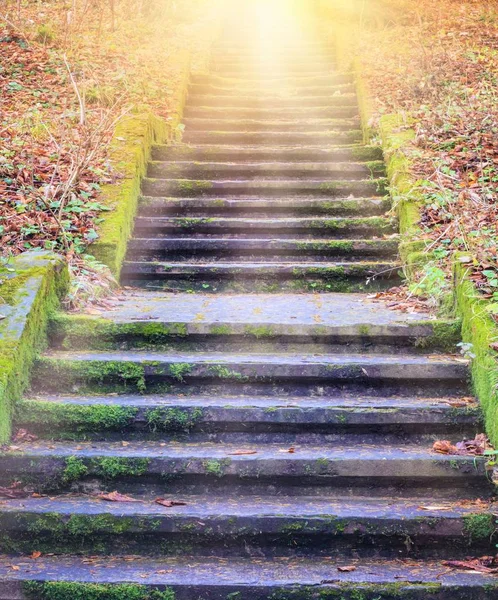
(98, 491, 140, 503)
(228, 450, 257, 456)
(337, 566, 357, 572)
(155, 498, 187, 508)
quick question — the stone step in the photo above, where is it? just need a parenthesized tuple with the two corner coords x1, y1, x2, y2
(182, 117, 361, 133)
(126, 238, 399, 261)
(120, 259, 401, 293)
(4, 555, 497, 600)
(142, 179, 386, 198)
(17, 394, 480, 439)
(182, 130, 363, 146)
(152, 144, 382, 163)
(191, 72, 351, 88)
(137, 196, 391, 218)
(31, 350, 466, 397)
(0, 440, 488, 497)
(48, 291, 460, 352)
(188, 82, 356, 98)
(0, 495, 493, 558)
(184, 104, 359, 119)
(187, 93, 357, 108)
(147, 161, 385, 180)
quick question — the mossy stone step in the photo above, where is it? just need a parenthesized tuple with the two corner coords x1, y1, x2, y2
(0, 495, 493, 558)
(30, 350, 467, 398)
(126, 238, 399, 261)
(0, 440, 489, 496)
(182, 130, 363, 146)
(182, 117, 360, 133)
(188, 82, 355, 98)
(142, 179, 386, 198)
(185, 105, 359, 119)
(192, 72, 351, 87)
(120, 260, 401, 293)
(137, 197, 391, 218)
(16, 394, 481, 439)
(152, 144, 383, 163)
(147, 161, 384, 180)
(3, 556, 498, 600)
(187, 93, 357, 108)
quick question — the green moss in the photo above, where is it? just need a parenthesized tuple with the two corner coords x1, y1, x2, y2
(412, 319, 462, 352)
(16, 399, 138, 433)
(146, 407, 203, 432)
(203, 458, 231, 477)
(176, 180, 214, 197)
(0, 253, 68, 442)
(351, 145, 384, 161)
(208, 365, 249, 381)
(244, 325, 275, 339)
(62, 457, 88, 484)
(210, 324, 232, 335)
(33, 358, 147, 394)
(168, 363, 193, 382)
(93, 457, 150, 479)
(24, 581, 175, 600)
(462, 513, 496, 543)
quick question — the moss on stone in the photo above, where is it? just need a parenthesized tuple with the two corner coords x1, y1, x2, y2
(411, 319, 462, 352)
(145, 407, 203, 432)
(24, 581, 175, 600)
(16, 399, 138, 433)
(92, 457, 150, 479)
(168, 362, 193, 382)
(0, 253, 68, 442)
(62, 457, 89, 484)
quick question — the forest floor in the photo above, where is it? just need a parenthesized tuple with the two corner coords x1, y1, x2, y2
(0, 0, 222, 291)
(358, 0, 498, 307)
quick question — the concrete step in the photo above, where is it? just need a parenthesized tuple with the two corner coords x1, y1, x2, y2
(126, 238, 399, 261)
(47, 291, 460, 353)
(0, 495, 493, 558)
(191, 72, 351, 88)
(184, 104, 359, 119)
(147, 161, 385, 180)
(142, 179, 387, 198)
(188, 82, 356, 98)
(187, 93, 357, 108)
(182, 130, 363, 146)
(31, 350, 466, 397)
(152, 144, 383, 163)
(0, 439, 488, 497)
(3, 555, 497, 600)
(132, 216, 395, 238)
(137, 196, 391, 218)
(182, 117, 361, 133)
(17, 394, 480, 439)
(119, 259, 401, 293)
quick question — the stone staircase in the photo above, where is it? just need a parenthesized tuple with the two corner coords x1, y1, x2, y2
(0, 5, 496, 600)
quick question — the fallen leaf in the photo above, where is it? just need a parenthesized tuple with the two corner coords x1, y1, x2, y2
(31, 551, 42, 559)
(98, 491, 140, 503)
(337, 566, 357, 572)
(155, 498, 187, 507)
(228, 450, 257, 455)
(418, 505, 453, 511)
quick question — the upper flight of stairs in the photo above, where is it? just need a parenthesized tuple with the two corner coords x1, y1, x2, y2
(120, 30, 399, 294)
(0, 5, 496, 600)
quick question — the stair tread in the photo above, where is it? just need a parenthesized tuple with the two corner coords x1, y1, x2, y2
(0, 555, 495, 589)
(2, 439, 478, 459)
(0, 494, 489, 519)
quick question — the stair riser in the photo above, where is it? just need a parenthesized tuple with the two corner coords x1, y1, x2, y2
(142, 180, 386, 198)
(147, 164, 384, 180)
(152, 146, 383, 163)
(137, 198, 392, 218)
(0, 514, 492, 559)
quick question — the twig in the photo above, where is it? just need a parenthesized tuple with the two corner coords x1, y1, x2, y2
(64, 54, 85, 125)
